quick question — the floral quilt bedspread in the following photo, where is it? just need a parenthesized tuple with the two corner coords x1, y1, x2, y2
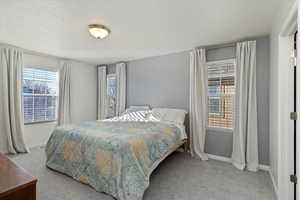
(45, 120, 182, 200)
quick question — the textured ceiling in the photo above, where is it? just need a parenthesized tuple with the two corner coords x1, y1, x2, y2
(0, 0, 281, 64)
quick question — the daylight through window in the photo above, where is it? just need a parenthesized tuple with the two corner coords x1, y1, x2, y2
(106, 74, 117, 118)
(23, 68, 59, 123)
(207, 60, 235, 129)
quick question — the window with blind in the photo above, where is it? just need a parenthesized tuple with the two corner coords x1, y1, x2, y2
(106, 74, 117, 118)
(207, 59, 235, 130)
(23, 68, 59, 124)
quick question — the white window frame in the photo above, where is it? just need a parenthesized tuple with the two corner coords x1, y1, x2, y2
(206, 58, 236, 132)
(23, 67, 59, 125)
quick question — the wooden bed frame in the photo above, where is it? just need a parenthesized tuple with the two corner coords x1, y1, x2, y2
(181, 139, 189, 153)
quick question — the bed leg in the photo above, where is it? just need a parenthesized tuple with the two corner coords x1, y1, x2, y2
(183, 139, 188, 153)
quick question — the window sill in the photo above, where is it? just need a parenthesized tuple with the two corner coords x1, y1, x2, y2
(24, 120, 57, 125)
(206, 127, 233, 133)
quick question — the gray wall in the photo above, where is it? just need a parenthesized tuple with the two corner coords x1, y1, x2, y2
(120, 36, 269, 165)
(256, 37, 270, 165)
(23, 54, 97, 148)
(127, 52, 189, 110)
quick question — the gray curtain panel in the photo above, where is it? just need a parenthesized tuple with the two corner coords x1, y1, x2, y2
(189, 48, 208, 160)
(232, 41, 258, 171)
(116, 62, 126, 116)
(0, 46, 29, 154)
(97, 66, 107, 120)
(57, 61, 71, 126)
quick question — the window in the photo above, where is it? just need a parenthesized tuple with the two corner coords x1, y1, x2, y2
(23, 68, 59, 123)
(106, 74, 117, 118)
(207, 59, 235, 130)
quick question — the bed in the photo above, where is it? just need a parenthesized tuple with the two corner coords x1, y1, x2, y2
(45, 108, 187, 200)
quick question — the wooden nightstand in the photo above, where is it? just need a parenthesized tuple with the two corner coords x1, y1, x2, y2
(0, 153, 37, 200)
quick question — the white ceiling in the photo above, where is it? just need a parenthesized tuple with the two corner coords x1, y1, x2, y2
(0, 0, 281, 65)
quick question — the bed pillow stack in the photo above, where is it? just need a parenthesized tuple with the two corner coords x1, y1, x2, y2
(150, 108, 187, 125)
(120, 106, 151, 121)
(121, 106, 187, 125)
(123, 106, 151, 114)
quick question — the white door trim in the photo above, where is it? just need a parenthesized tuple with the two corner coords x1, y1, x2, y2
(277, 1, 298, 200)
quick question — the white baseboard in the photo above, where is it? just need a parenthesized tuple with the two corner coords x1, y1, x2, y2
(269, 170, 278, 199)
(207, 154, 270, 171)
(258, 164, 270, 171)
(29, 143, 46, 150)
(207, 154, 232, 163)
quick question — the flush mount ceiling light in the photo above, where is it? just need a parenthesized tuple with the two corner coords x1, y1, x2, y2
(88, 24, 110, 39)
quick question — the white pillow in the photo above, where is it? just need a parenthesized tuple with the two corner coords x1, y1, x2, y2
(150, 108, 187, 125)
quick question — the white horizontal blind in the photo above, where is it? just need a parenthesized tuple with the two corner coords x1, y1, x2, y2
(23, 68, 59, 123)
(207, 60, 235, 129)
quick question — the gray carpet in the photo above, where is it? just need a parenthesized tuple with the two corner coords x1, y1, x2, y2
(9, 146, 275, 200)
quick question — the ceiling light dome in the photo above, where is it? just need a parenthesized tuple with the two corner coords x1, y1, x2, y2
(88, 24, 110, 39)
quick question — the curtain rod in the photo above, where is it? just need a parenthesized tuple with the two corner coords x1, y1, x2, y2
(202, 42, 236, 51)
(99, 61, 126, 67)
(0, 42, 62, 60)
(197, 36, 264, 50)
(0, 42, 94, 66)
(23, 49, 92, 65)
